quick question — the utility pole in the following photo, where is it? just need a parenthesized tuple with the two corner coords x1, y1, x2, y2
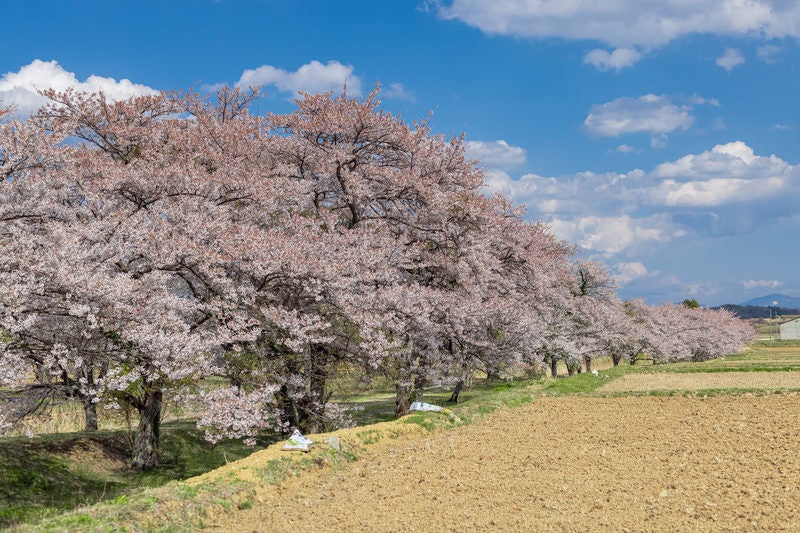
(769, 307, 773, 346)
(770, 301, 778, 346)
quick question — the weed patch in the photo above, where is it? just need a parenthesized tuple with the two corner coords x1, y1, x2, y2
(356, 429, 382, 445)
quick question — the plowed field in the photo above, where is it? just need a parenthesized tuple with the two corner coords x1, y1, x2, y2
(209, 394, 800, 532)
(598, 370, 800, 392)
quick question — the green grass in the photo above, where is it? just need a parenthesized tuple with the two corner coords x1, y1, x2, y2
(256, 456, 308, 484)
(355, 428, 383, 445)
(27, 476, 256, 533)
(0, 421, 278, 529)
(539, 366, 628, 396)
(636, 343, 800, 374)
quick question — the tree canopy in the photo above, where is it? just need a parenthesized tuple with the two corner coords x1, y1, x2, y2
(0, 89, 755, 468)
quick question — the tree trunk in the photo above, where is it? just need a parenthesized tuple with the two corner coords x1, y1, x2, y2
(413, 372, 426, 405)
(612, 353, 622, 366)
(131, 389, 162, 471)
(81, 366, 98, 432)
(277, 384, 300, 431)
(447, 379, 464, 403)
(550, 358, 558, 378)
(629, 351, 638, 365)
(584, 356, 592, 374)
(567, 365, 576, 376)
(462, 359, 474, 389)
(304, 344, 329, 434)
(83, 398, 98, 432)
(395, 383, 412, 418)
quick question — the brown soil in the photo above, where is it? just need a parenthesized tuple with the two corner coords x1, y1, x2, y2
(200, 394, 800, 532)
(599, 371, 800, 392)
(64, 438, 129, 474)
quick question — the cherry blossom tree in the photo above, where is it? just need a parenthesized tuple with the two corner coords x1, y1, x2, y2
(643, 303, 754, 364)
(259, 90, 526, 417)
(605, 299, 653, 366)
(2, 91, 231, 468)
(1, 86, 756, 472)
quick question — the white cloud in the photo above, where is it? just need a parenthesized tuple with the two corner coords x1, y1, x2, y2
(647, 141, 793, 208)
(650, 134, 669, 149)
(774, 123, 791, 130)
(688, 95, 720, 107)
(0, 59, 157, 117)
(489, 141, 797, 213)
(583, 48, 642, 71)
(584, 95, 696, 138)
(549, 214, 685, 255)
(651, 176, 784, 207)
(743, 279, 783, 289)
(466, 140, 526, 170)
(616, 144, 638, 154)
(686, 281, 721, 298)
(436, 1, 800, 48)
(716, 48, 746, 71)
(653, 141, 789, 180)
(234, 60, 362, 98)
(757, 44, 781, 63)
(481, 140, 799, 256)
(383, 82, 416, 102)
(613, 262, 649, 285)
(481, 168, 519, 200)
(483, 168, 643, 215)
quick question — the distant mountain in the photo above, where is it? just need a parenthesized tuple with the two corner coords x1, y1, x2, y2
(716, 304, 800, 319)
(741, 293, 800, 308)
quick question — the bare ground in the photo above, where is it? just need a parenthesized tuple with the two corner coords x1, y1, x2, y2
(598, 370, 800, 392)
(198, 394, 800, 532)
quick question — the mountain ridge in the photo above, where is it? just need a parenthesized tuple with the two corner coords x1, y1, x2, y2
(716, 304, 799, 320)
(741, 293, 800, 308)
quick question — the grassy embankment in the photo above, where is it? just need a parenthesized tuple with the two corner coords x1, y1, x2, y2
(4, 340, 800, 531)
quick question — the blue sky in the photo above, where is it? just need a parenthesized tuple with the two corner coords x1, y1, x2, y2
(1, 0, 798, 306)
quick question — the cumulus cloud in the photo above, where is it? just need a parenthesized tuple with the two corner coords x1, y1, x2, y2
(466, 140, 526, 170)
(0, 59, 157, 117)
(613, 262, 650, 285)
(549, 215, 685, 255)
(716, 48, 746, 71)
(487, 141, 797, 213)
(234, 60, 362, 98)
(482, 140, 799, 256)
(584, 95, 697, 138)
(483, 167, 644, 215)
(583, 48, 642, 71)
(653, 141, 789, 180)
(743, 280, 783, 289)
(435, 1, 800, 48)
(651, 176, 783, 207)
(647, 141, 794, 207)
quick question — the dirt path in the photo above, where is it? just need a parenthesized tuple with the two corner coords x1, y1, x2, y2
(209, 395, 800, 532)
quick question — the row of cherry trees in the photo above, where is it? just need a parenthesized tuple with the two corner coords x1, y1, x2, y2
(0, 89, 754, 469)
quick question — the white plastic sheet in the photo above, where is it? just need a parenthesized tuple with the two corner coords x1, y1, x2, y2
(282, 429, 313, 451)
(409, 401, 444, 412)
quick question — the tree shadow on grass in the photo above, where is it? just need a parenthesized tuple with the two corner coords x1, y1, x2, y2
(0, 421, 280, 528)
